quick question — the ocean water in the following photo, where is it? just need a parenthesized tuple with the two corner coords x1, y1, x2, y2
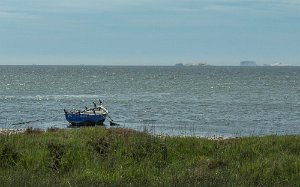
(0, 65, 299, 137)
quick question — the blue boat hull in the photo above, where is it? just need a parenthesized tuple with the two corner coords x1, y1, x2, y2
(65, 113, 106, 126)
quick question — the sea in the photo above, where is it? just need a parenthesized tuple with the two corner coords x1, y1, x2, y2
(0, 65, 299, 138)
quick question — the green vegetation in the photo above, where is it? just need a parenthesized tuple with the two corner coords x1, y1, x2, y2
(0, 127, 300, 186)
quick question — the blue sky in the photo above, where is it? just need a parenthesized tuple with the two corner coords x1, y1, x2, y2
(0, 0, 300, 66)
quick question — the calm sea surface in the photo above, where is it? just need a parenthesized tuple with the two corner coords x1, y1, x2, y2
(0, 65, 299, 137)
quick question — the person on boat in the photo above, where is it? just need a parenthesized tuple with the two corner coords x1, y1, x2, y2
(64, 109, 68, 114)
(92, 109, 96, 114)
(93, 102, 97, 108)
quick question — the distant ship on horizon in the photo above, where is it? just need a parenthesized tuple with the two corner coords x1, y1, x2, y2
(270, 62, 291, 66)
(263, 63, 291, 66)
(175, 62, 210, 66)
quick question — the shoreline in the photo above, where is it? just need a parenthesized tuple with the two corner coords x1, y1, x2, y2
(0, 126, 237, 139)
(0, 127, 274, 140)
(0, 128, 27, 135)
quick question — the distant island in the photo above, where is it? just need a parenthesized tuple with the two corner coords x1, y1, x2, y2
(175, 62, 210, 66)
(241, 61, 291, 67)
(240, 61, 257, 66)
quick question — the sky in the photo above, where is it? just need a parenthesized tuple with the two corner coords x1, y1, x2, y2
(0, 0, 300, 66)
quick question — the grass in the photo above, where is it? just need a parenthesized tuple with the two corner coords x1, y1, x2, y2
(0, 127, 300, 186)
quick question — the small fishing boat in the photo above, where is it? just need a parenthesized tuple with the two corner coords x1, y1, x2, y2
(64, 101, 108, 126)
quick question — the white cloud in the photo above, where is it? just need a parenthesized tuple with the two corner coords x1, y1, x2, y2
(0, 10, 39, 21)
(55, 0, 152, 11)
(1, 0, 300, 16)
(0, 0, 154, 14)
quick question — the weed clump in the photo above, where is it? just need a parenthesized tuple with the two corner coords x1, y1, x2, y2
(47, 142, 66, 171)
(25, 127, 43, 135)
(87, 137, 110, 158)
(130, 136, 168, 166)
(208, 159, 228, 170)
(47, 127, 60, 133)
(0, 144, 21, 168)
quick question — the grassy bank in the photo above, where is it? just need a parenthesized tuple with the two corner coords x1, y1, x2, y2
(0, 127, 300, 186)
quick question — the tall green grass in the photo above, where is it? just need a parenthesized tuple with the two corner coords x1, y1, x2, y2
(0, 127, 300, 186)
